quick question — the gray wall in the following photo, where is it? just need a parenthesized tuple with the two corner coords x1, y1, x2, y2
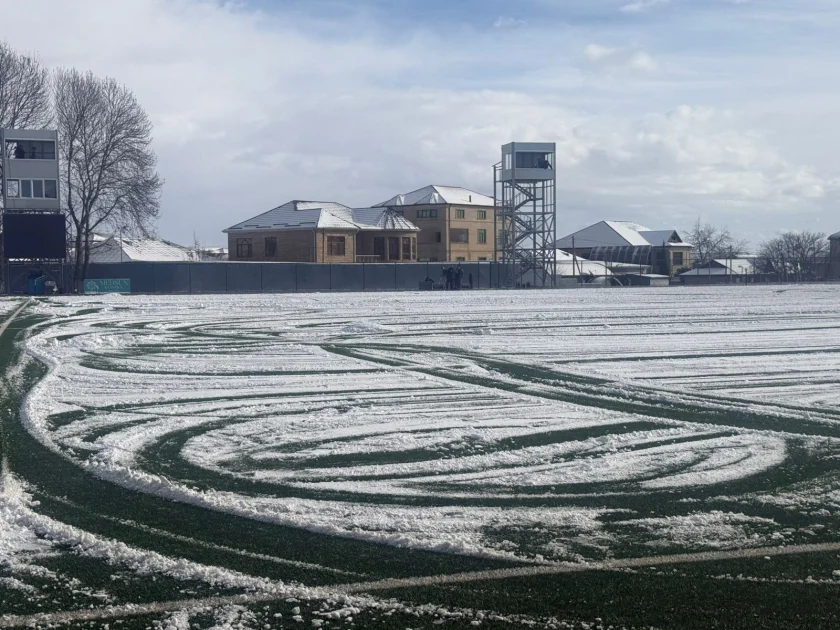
(3, 261, 501, 294)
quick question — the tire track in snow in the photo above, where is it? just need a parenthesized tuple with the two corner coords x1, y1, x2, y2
(4, 541, 840, 627)
(333, 540, 840, 593)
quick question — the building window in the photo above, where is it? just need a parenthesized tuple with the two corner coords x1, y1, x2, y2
(477, 229, 487, 244)
(417, 209, 439, 219)
(388, 237, 400, 260)
(456, 208, 465, 219)
(477, 210, 487, 220)
(456, 257, 466, 262)
(478, 257, 488, 261)
(450, 228, 469, 244)
(264, 237, 277, 257)
(236, 238, 253, 258)
(402, 237, 412, 260)
(436, 232, 442, 243)
(6, 179, 58, 199)
(515, 152, 552, 169)
(327, 236, 346, 256)
(373, 237, 385, 259)
(672, 252, 684, 266)
(6, 140, 56, 160)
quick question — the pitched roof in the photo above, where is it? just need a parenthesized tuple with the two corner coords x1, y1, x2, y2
(374, 185, 494, 208)
(555, 220, 691, 250)
(89, 237, 196, 263)
(830, 231, 840, 240)
(224, 201, 418, 233)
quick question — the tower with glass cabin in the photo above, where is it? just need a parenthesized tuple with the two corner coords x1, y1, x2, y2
(494, 142, 557, 287)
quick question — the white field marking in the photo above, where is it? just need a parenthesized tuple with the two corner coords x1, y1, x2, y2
(4, 541, 840, 629)
(40, 490, 366, 578)
(332, 540, 840, 593)
(0, 299, 30, 339)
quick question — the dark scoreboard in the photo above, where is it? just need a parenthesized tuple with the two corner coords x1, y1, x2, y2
(2, 212, 67, 259)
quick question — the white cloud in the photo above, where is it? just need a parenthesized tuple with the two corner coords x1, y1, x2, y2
(584, 44, 659, 73)
(584, 44, 619, 63)
(0, 0, 837, 244)
(620, 0, 670, 13)
(493, 16, 528, 29)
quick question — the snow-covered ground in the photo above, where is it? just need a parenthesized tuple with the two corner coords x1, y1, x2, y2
(11, 285, 840, 569)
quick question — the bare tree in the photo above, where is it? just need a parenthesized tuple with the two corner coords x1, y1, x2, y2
(756, 231, 829, 281)
(0, 41, 51, 130)
(54, 69, 162, 286)
(686, 218, 749, 267)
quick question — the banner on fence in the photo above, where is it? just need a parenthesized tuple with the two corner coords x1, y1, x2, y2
(84, 278, 131, 293)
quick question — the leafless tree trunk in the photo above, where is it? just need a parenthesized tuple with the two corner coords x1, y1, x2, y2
(686, 218, 749, 268)
(0, 41, 51, 130)
(0, 42, 51, 278)
(54, 69, 162, 289)
(756, 231, 828, 281)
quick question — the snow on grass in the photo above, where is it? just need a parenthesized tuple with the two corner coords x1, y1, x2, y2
(18, 286, 840, 565)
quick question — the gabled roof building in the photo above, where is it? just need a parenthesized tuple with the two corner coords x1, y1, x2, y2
(224, 201, 420, 263)
(374, 185, 496, 262)
(88, 236, 198, 263)
(555, 220, 693, 276)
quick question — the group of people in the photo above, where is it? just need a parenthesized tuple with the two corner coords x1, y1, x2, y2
(443, 264, 473, 290)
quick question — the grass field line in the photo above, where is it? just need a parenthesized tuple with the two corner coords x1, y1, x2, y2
(0, 299, 31, 339)
(4, 541, 840, 628)
(332, 540, 840, 593)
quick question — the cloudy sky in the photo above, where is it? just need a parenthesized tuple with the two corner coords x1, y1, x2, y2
(5, 0, 840, 247)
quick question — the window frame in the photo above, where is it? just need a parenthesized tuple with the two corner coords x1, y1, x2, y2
(236, 238, 253, 258)
(7, 178, 58, 199)
(327, 235, 346, 256)
(477, 210, 487, 220)
(477, 229, 487, 244)
(6, 139, 56, 160)
(264, 236, 278, 257)
(455, 208, 465, 219)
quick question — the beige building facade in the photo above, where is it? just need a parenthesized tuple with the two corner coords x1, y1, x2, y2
(225, 201, 419, 264)
(375, 185, 498, 262)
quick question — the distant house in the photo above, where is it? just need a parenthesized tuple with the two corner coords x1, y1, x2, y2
(555, 221, 693, 276)
(830, 232, 840, 280)
(374, 185, 496, 262)
(224, 201, 420, 263)
(88, 236, 198, 263)
(679, 258, 758, 284)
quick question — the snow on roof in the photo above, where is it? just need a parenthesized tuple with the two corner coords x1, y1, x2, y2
(374, 185, 494, 208)
(225, 200, 418, 233)
(556, 220, 691, 250)
(830, 231, 840, 240)
(553, 250, 613, 276)
(89, 237, 195, 263)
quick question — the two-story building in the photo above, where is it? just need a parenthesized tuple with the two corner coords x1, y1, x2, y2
(374, 185, 497, 262)
(224, 200, 419, 263)
(555, 221, 693, 277)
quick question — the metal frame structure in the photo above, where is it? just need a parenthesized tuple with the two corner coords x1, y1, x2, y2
(494, 142, 557, 287)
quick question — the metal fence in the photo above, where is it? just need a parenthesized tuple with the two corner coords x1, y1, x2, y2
(3, 261, 500, 295)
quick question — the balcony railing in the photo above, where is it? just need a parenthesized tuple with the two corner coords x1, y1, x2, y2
(355, 255, 381, 263)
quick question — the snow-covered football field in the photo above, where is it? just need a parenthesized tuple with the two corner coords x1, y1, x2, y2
(3, 285, 840, 629)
